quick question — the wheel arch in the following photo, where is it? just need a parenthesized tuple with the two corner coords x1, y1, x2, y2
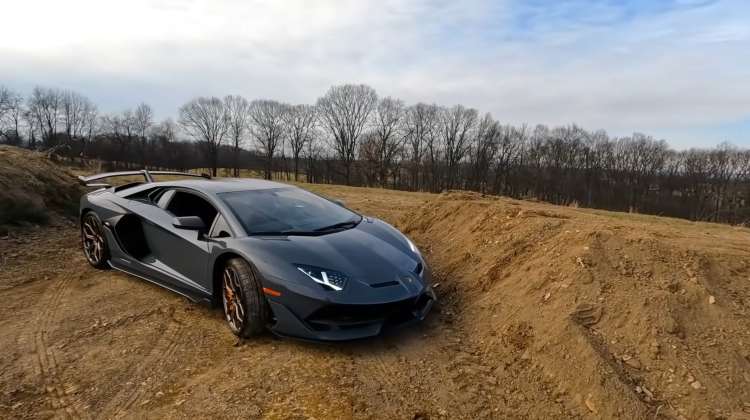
(212, 251, 247, 307)
(80, 207, 94, 222)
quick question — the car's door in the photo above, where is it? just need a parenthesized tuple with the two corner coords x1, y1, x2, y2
(135, 188, 216, 295)
(204, 213, 235, 296)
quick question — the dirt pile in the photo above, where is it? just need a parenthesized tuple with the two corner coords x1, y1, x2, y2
(398, 192, 750, 419)
(2, 179, 750, 419)
(0, 145, 84, 232)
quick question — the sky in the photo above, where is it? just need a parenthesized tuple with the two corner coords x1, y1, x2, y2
(1, 0, 748, 149)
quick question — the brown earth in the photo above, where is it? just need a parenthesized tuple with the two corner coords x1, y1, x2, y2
(1, 155, 750, 419)
(0, 146, 84, 233)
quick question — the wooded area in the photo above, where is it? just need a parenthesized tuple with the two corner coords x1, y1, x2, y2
(2, 84, 749, 224)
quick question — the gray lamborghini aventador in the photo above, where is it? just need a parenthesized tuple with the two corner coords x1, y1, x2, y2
(78, 170, 435, 341)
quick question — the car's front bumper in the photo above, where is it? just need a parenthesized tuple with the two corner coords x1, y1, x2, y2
(266, 286, 436, 341)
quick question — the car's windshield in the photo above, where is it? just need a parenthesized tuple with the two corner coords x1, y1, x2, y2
(219, 188, 361, 235)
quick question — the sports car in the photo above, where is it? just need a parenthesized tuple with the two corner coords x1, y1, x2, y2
(78, 170, 435, 341)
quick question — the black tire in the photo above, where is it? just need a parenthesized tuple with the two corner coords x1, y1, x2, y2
(81, 212, 110, 269)
(222, 258, 269, 338)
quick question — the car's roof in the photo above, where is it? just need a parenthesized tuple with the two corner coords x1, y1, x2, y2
(150, 178, 292, 193)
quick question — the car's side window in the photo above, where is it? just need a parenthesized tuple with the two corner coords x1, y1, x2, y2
(209, 214, 232, 238)
(124, 187, 163, 204)
(164, 190, 218, 229)
(156, 190, 175, 209)
(147, 188, 167, 204)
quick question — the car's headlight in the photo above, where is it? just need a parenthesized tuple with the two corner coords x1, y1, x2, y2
(295, 264, 348, 291)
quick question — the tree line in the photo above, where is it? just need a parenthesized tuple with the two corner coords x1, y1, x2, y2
(2, 84, 749, 224)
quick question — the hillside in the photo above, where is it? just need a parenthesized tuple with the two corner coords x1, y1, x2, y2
(396, 191, 750, 419)
(0, 146, 83, 233)
(0, 153, 749, 419)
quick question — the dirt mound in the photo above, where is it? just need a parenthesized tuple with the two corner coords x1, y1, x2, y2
(2, 181, 750, 419)
(0, 146, 84, 232)
(399, 193, 750, 419)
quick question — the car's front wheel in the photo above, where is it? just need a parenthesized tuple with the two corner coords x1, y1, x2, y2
(222, 258, 269, 338)
(81, 212, 110, 269)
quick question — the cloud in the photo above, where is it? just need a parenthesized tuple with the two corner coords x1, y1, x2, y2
(0, 0, 748, 147)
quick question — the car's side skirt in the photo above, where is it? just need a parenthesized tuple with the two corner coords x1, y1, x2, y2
(108, 261, 212, 305)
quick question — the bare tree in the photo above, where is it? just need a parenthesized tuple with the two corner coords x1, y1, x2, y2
(404, 103, 438, 191)
(708, 142, 739, 221)
(492, 124, 525, 196)
(0, 87, 24, 145)
(371, 97, 406, 187)
(467, 113, 499, 191)
(680, 149, 711, 219)
(357, 132, 381, 185)
(151, 118, 179, 168)
(282, 104, 317, 181)
(578, 129, 610, 206)
(613, 133, 669, 211)
(122, 109, 138, 159)
(133, 103, 154, 166)
(316, 84, 378, 185)
(22, 109, 39, 149)
(0, 87, 10, 117)
(103, 113, 124, 162)
(439, 105, 478, 190)
(524, 124, 549, 197)
(423, 107, 445, 192)
(27, 87, 63, 147)
(305, 131, 325, 184)
(78, 102, 98, 161)
(102, 109, 138, 168)
(223, 95, 251, 177)
(248, 99, 286, 180)
(62, 91, 88, 142)
(152, 118, 177, 145)
(120, 109, 132, 131)
(61, 91, 97, 160)
(178, 97, 228, 176)
(82, 107, 98, 158)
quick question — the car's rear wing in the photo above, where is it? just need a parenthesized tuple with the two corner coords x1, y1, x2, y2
(77, 170, 211, 187)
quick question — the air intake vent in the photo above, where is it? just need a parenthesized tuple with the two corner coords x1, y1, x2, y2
(370, 281, 399, 288)
(414, 262, 423, 275)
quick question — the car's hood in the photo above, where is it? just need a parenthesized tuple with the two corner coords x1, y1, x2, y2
(235, 218, 426, 302)
(281, 219, 419, 285)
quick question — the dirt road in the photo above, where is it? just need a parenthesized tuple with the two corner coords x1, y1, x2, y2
(2, 185, 750, 419)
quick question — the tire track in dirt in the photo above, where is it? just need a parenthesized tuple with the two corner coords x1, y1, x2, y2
(438, 334, 502, 418)
(30, 274, 89, 420)
(96, 307, 185, 419)
(349, 325, 497, 419)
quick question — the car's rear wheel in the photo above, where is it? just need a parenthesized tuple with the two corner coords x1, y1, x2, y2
(81, 212, 110, 269)
(222, 258, 269, 338)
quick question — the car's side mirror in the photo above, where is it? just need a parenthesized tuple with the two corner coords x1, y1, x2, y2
(333, 199, 346, 207)
(172, 216, 206, 230)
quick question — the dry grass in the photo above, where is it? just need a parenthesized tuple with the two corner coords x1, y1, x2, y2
(0, 146, 84, 233)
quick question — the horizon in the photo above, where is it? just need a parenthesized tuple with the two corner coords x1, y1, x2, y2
(1, 0, 748, 149)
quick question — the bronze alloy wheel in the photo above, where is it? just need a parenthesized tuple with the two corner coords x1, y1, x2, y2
(81, 213, 109, 269)
(222, 266, 246, 333)
(222, 258, 269, 338)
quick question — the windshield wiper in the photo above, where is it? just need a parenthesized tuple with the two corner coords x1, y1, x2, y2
(249, 230, 315, 236)
(313, 218, 361, 232)
(249, 217, 362, 236)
